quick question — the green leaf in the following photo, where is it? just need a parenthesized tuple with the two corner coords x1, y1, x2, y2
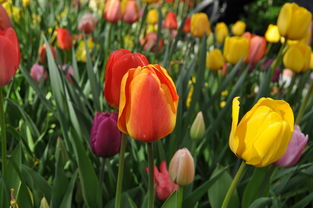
(59, 171, 78, 208)
(248, 197, 272, 208)
(161, 190, 177, 208)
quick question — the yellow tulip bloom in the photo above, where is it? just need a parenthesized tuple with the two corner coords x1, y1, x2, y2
(283, 42, 311, 72)
(223, 36, 249, 64)
(190, 13, 211, 38)
(215, 22, 228, 43)
(206, 49, 224, 70)
(146, 9, 158, 25)
(265, 24, 281, 43)
(231, 21, 246, 36)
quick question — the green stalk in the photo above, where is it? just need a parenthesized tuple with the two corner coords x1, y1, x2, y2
(0, 88, 7, 208)
(221, 161, 246, 208)
(295, 80, 313, 125)
(176, 186, 184, 208)
(147, 142, 155, 208)
(114, 134, 127, 208)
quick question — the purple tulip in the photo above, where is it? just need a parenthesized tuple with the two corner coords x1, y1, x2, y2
(274, 125, 308, 167)
(90, 112, 122, 157)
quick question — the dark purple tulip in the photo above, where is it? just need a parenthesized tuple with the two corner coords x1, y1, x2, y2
(90, 112, 122, 157)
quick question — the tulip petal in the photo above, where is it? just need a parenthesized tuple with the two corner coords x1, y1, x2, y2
(229, 97, 240, 154)
(277, 3, 292, 37)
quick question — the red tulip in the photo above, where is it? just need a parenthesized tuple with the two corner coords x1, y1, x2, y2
(57, 28, 72, 50)
(183, 17, 191, 34)
(243, 32, 267, 64)
(39, 43, 57, 63)
(164, 11, 178, 30)
(104, 0, 121, 23)
(104, 49, 149, 108)
(78, 13, 97, 34)
(118, 64, 179, 142)
(123, 0, 139, 24)
(0, 4, 11, 30)
(0, 27, 20, 87)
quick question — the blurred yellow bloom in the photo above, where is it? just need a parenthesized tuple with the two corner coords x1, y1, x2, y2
(89, 0, 104, 15)
(206, 49, 224, 70)
(124, 34, 134, 49)
(147, 9, 158, 25)
(215, 22, 228, 43)
(277, 3, 312, 40)
(186, 85, 194, 108)
(223, 36, 249, 64)
(265, 24, 280, 43)
(76, 39, 95, 62)
(310, 53, 313, 69)
(220, 101, 226, 108)
(231, 21, 246, 36)
(0, 0, 7, 3)
(229, 97, 294, 167)
(283, 42, 311, 73)
(142, 0, 158, 3)
(32, 14, 42, 25)
(58, 8, 68, 20)
(190, 13, 211, 38)
(22, 0, 30, 7)
(3, 1, 21, 22)
(146, 24, 157, 33)
(221, 90, 228, 97)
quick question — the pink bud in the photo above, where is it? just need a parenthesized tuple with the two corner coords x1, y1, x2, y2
(78, 13, 97, 34)
(123, 0, 139, 24)
(30, 64, 47, 83)
(104, 0, 121, 23)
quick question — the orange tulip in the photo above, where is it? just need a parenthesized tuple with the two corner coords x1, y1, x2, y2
(39, 43, 57, 63)
(57, 28, 72, 50)
(243, 32, 267, 64)
(118, 64, 179, 142)
(164, 11, 178, 30)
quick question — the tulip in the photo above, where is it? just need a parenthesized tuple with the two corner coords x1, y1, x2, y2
(56, 28, 72, 50)
(0, 27, 20, 87)
(223, 36, 249, 64)
(243, 33, 267, 64)
(206, 49, 224, 70)
(279, 69, 293, 87)
(215, 22, 228, 43)
(30, 64, 47, 83)
(229, 97, 294, 167)
(104, 49, 149, 108)
(277, 3, 312, 40)
(76, 38, 95, 63)
(231, 21, 246, 36)
(78, 13, 97, 34)
(39, 44, 57, 64)
(140, 32, 164, 52)
(283, 42, 311, 73)
(59, 65, 74, 83)
(146, 161, 179, 200)
(147, 9, 158, 25)
(104, 0, 121, 23)
(265, 24, 280, 43)
(183, 17, 191, 34)
(164, 11, 177, 30)
(274, 125, 308, 167)
(169, 148, 194, 186)
(90, 112, 122, 157)
(123, 0, 139, 24)
(0, 4, 10, 30)
(310, 53, 313, 69)
(118, 64, 179, 142)
(22, 0, 30, 7)
(190, 112, 205, 140)
(190, 13, 211, 38)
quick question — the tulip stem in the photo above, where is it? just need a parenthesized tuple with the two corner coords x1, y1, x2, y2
(115, 134, 127, 208)
(295, 79, 313, 125)
(176, 186, 184, 208)
(221, 161, 246, 208)
(0, 88, 7, 207)
(147, 142, 155, 208)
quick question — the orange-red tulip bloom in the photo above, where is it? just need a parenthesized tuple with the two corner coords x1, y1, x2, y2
(39, 43, 57, 63)
(0, 27, 20, 87)
(118, 64, 179, 142)
(164, 11, 178, 30)
(0, 4, 10, 30)
(57, 28, 72, 50)
(243, 32, 267, 64)
(104, 0, 121, 23)
(183, 17, 191, 34)
(104, 49, 149, 108)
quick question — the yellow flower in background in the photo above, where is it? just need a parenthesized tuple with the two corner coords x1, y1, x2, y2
(186, 77, 196, 108)
(89, 0, 104, 15)
(265, 24, 280, 43)
(283, 42, 311, 73)
(147, 9, 158, 25)
(3, 1, 21, 22)
(76, 39, 96, 62)
(146, 24, 157, 33)
(229, 97, 294, 167)
(0, 0, 7, 3)
(215, 22, 228, 43)
(220, 101, 226, 108)
(32, 14, 42, 25)
(310, 53, 313, 69)
(231, 21, 246, 36)
(277, 3, 312, 40)
(123, 34, 134, 49)
(22, 0, 30, 7)
(121, 0, 128, 15)
(142, 0, 158, 4)
(223, 36, 249, 64)
(190, 13, 211, 38)
(221, 90, 228, 97)
(206, 49, 224, 70)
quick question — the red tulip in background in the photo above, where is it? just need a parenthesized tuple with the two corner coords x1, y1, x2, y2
(39, 43, 57, 63)
(57, 28, 73, 50)
(104, 0, 121, 23)
(78, 13, 97, 34)
(146, 161, 178, 200)
(123, 0, 139, 24)
(183, 17, 191, 34)
(0, 27, 20, 87)
(0, 4, 11, 30)
(164, 11, 178, 30)
(243, 32, 267, 64)
(104, 49, 149, 108)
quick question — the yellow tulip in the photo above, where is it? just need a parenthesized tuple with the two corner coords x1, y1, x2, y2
(206, 49, 224, 70)
(215, 22, 228, 43)
(76, 39, 95, 63)
(265, 24, 280, 43)
(146, 9, 158, 25)
(22, 0, 30, 7)
(229, 97, 294, 167)
(231, 21, 246, 36)
(223, 36, 249, 64)
(310, 53, 313, 69)
(0, 0, 7, 3)
(277, 3, 312, 40)
(283, 42, 311, 72)
(190, 13, 211, 38)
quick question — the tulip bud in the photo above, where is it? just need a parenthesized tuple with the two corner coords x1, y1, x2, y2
(190, 112, 205, 140)
(147, 9, 158, 25)
(57, 28, 73, 50)
(30, 64, 47, 83)
(78, 13, 97, 34)
(40, 197, 49, 208)
(223, 36, 249, 64)
(164, 11, 178, 30)
(283, 42, 311, 73)
(265, 24, 280, 43)
(231, 21, 246, 36)
(244, 33, 267, 64)
(39, 44, 57, 64)
(183, 17, 191, 34)
(104, 0, 121, 23)
(277, 3, 312, 40)
(169, 148, 195, 186)
(215, 22, 228, 43)
(190, 13, 211, 38)
(274, 125, 308, 167)
(0, 4, 10, 30)
(22, 0, 30, 7)
(206, 49, 224, 70)
(90, 112, 122, 157)
(123, 0, 139, 24)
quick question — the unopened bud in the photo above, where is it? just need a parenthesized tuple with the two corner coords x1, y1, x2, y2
(190, 112, 205, 140)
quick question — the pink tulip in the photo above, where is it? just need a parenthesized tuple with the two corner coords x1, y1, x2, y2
(123, 0, 139, 24)
(30, 64, 47, 82)
(78, 13, 97, 34)
(244, 32, 266, 64)
(104, 0, 121, 23)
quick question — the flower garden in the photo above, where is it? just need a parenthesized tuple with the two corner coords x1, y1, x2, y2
(1, 0, 313, 207)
